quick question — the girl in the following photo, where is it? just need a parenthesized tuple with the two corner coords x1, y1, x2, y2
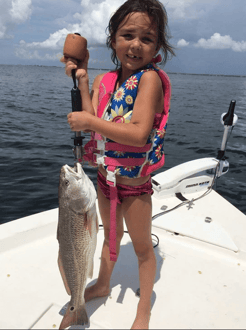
(61, 0, 175, 328)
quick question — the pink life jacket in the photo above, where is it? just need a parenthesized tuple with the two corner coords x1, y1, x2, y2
(84, 64, 171, 261)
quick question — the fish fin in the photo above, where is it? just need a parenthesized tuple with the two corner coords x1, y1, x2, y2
(84, 212, 93, 237)
(88, 204, 99, 236)
(86, 211, 93, 238)
(88, 259, 94, 279)
(58, 252, 71, 296)
(59, 303, 88, 329)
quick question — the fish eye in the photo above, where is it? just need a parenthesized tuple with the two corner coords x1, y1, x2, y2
(65, 180, 69, 186)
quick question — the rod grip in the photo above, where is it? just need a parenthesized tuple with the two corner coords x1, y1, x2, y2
(71, 87, 82, 112)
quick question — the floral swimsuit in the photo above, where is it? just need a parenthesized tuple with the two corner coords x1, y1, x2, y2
(101, 63, 168, 178)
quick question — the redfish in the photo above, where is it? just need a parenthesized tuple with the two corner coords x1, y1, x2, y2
(57, 163, 98, 329)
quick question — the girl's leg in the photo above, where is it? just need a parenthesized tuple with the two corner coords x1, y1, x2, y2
(84, 184, 124, 302)
(122, 193, 156, 330)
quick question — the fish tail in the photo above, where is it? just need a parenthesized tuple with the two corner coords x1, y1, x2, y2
(59, 303, 88, 329)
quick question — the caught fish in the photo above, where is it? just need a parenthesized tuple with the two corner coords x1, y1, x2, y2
(57, 162, 98, 329)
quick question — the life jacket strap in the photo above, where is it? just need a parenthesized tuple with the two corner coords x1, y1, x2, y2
(106, 165, 118, 262)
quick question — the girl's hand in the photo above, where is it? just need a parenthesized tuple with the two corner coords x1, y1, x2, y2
(67, 111, 92, 132)
(60, 50, 89, 80)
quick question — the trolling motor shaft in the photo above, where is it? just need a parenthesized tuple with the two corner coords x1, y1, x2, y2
(215, 100, 238, 178)
(217, 100, 238, 160)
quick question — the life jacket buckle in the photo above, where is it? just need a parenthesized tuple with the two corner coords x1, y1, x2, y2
(96, 140, 105, 150)
(106, 169, 117, 187)
(96, 153, 105, 165)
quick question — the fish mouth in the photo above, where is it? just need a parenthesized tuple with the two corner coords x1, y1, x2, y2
(62, 163, 82, 177)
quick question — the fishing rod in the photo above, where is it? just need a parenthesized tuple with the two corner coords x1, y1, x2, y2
(71, 68, 84, 164)
(63, 33, 88, 165)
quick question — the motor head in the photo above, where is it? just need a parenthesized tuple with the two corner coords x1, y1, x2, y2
(220, 100, 238, 127)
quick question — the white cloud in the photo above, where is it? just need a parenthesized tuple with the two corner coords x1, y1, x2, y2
(15, 40, 61, 60)
(165, 0, 196, 19)
(177, 39, 189, 47)
(13, 0, 245, 63)
(15, 0, 124, 60)
(165, 0, 216, 20)
(195, 33, 246, 52)
(67, 0, 125, 44)
(10, 0, 32, 23)
(15, 46, 61, 60)
(0, 0, 32, 39)
(20, 29, 70, 50)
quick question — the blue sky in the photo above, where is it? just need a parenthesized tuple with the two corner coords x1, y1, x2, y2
(1, 0, 246, 75)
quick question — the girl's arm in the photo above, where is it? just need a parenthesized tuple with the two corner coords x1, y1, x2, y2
(87, 73, 105, 116)
(61, 53, 104, 116)
(78, 71, 105, 115)
(68, 70, 163, 147)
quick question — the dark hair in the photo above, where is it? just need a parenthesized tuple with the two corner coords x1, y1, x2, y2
(106, 0, 175, 68)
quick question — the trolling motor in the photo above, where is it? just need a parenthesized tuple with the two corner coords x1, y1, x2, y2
(63, 33, 88, 164)
(152, 100, 238, 199)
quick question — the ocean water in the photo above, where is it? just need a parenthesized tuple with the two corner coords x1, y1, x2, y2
(0, 64, 245, 225)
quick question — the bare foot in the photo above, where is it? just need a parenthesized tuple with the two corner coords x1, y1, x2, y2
(131, 315, 150, 330)
(131, 305, 151, 329)
(131, 315, 149, 329)
(84, 283, 110, 302)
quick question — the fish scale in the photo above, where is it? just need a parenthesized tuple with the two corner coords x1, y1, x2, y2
(57, 163, 98, 329)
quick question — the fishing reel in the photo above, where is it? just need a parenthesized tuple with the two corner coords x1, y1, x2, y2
(63, 33, 88, 164)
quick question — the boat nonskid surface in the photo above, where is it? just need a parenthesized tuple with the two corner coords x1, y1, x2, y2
(152, 189, 246, 254)
(0, 200, 246, 329)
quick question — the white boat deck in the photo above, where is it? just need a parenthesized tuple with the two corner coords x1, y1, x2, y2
(1, 189, 246, 329)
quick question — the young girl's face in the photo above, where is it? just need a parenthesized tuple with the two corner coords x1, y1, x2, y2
(112, 12, 159, 76)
